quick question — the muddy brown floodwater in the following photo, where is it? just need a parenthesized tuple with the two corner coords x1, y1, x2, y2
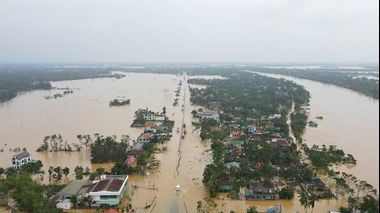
(0, 72, 378, 212)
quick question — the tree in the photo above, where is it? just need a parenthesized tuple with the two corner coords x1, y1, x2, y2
(359, 195, 379, 213)
(0, 173, 61, 213)
(0, 167, 4, 175)
(74, 166, 84, 180)
(162, 106, 167, 116)
(48, 166, 54, 181)
(70, 195, 78, 208)
(63, 167, 70, 177)
(89, 173, 97, 181)
(309, 193, 319, 213)
(53, 166, 63, 182)
(96, 167, 105, 176)
(279, 186, 295, 200)
(246, 206, 259, 213)
(111, 162, 133, 175)
(299, 191, 310, 213)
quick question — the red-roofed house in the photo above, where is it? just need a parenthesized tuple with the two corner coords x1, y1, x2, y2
(125, 155, 137, 167)
(87, 175, 128, 207)
(137, 133, 151, 143)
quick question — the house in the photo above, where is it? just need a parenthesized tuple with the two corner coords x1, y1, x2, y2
(305, 177, 333, 198)
(137, 133, 151, 143)
(53, 179, 90, 209)
(155, 114, 166, 121)
(126, 143, 144, 158)
(144, 122, 159, 132)
(229, 140, 244, 149)
(143, 111, 156, 120)
(230, 130, 242, 139)
(246, 124, 257, 134)
(268, 138, 289, 149)
(125, 155, 137, 167)
(218, 179, 234, 192)
(245, 181, 279, 200)
(87, 175, 129, 207)
(12, 151, 31, 170)
(268, 114, 281, 120)
(225, 161, 241, 169)
(199, 111, 220, 122)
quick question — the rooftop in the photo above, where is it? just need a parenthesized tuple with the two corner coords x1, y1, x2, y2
(58, 180, 90, 198)
(13, 151, 30, 160)
(87, 176, 128, 193)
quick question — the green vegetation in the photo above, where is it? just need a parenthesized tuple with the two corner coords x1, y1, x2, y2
(290, 112, 308, 141)
(109, 98, 131, 106)
(111, 162, 133, 175)
(0, 173, 62, 213)
(279, 186, 295, 199)
(37, 134, 81, 152)
(304, 145, 356, 172)
(256, 68, 379, 99)
(90, 136, 129, 163)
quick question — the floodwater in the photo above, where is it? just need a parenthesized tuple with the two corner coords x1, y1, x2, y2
(256, 72, 379, 190)
(0, 72, 377, 212)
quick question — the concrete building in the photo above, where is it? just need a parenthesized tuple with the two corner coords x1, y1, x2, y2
(12, 151, 31, 169)
(87, 175, 129, 207)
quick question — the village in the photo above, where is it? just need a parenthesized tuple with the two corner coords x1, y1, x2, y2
(0, 71, 377, 213)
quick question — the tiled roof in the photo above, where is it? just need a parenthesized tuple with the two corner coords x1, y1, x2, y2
(13, 151, 30, 160)
(88, 177, 126, 193)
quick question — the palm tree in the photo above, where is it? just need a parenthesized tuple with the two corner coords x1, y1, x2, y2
(299, 191, 310, 213)
(309, 193, 319, 213)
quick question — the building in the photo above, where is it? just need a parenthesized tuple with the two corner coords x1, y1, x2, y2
(230, 130, 242, 139)
(87, 175, 129, 207)
(137, 133, 151, 143)
(53, 179, 91, 209)
(246, 124, 257, 134)
(12, 151, 31, 169)
(144, 122, 159, 132)
(125, 155, 137, 167)
(245, 181, 279, 200)
(199, 111, 220, 122)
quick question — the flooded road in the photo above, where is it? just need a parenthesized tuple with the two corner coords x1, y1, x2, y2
(0, 72, 377, 212)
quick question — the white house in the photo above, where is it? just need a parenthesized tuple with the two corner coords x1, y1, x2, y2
(56, 199, 72, 210)
(246, 124, 257, 134)
(199, 111, 220, 122)
(87, 175, 129, 207)
(12, 151, 31, 169)
(137, 133, 151, 143)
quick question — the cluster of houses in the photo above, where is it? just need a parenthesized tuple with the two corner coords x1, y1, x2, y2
(125, 109, 173, 168)
(197, 101, 330, 201)
(53, 175, 129, 209)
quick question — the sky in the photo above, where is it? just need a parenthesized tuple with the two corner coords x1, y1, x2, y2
(0, 0, 378, 64)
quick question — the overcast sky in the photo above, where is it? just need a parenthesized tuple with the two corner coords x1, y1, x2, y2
(0, 0, 378, 64)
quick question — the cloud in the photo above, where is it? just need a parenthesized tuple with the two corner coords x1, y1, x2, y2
(0, 0, 378, 63)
